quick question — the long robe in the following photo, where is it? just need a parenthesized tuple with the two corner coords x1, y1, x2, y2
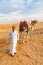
(8, 30, 19, 55)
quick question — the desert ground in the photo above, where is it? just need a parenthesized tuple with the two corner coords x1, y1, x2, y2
(0, 23, 43, 65)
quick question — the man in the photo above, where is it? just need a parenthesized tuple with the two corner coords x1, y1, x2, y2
(8, 26, 19, 56)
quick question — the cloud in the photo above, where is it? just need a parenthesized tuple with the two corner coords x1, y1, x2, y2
(0, 0, 43, 23)
(9, 0, 34, 12)
(0, 11, 43, 24)
(0, 0, 43, 15)
(9, 0, 33, 8)
(26, 0, 33, 5)
(0, 0, 33, 14)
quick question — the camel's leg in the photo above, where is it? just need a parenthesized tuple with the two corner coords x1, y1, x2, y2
(32, 26, 34, 31)
(19, 32, 22, 40)
(30, 25, 35, 32)
(19, 32, 24, 44)
(22, 32, 28, 43)
(19, 32, 24, 43)
(19, 31, 29, 44)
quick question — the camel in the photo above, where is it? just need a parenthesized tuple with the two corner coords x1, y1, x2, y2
(19, 20, 37, 43)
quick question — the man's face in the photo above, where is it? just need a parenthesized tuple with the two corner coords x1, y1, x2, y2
(12, 26, 15, 32)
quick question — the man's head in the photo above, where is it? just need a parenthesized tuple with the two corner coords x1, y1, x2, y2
(12, 26, 15, 32)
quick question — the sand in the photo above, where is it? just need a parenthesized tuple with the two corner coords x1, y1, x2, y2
(0, 23, 43, 65)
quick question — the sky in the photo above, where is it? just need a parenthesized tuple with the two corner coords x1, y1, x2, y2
(0, 0, 43, 24)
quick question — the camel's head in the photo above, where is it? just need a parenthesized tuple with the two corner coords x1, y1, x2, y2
(31, 20, 37, 25)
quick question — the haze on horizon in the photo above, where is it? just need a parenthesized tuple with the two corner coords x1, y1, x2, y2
(0, 0, 43, 24)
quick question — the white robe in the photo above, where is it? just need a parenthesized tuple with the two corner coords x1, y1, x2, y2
(8, 30, 19, 55)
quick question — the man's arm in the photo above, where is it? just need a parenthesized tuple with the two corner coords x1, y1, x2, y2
(8, 32, 12, 38)
(17, 32, 19, 41)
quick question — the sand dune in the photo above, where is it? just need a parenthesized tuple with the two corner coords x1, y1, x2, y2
(0, 23, 43, 65)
